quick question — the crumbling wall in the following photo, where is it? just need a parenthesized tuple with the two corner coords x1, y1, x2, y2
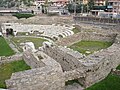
(42, 45, 85, 71)
(0, 54, 23, 65)
(6, 51, 65, 90)
(43, 34, 120, 88)
(81, 43, 120, 87)
(6, 66, 65, 90)
(56, 32, 117, 46)
(23, 50, 45, 69)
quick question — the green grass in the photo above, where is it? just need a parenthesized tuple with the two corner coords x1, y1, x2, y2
(69, 41, 112, 55)
(0, 37, 15, 56)
(116, 65, 120, 70)
(72, 27, 80, 34)
(0, 60, 31, 88)
(13, 13, 35, 19)
(85, 74, 120, 90)
(11, 37, 47, 49)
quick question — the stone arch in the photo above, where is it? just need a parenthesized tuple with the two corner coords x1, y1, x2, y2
(58, 34, 64, 38)
(52, 36, 58, 41)
(6, 28, 14, 36)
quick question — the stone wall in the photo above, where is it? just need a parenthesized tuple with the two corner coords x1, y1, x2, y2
(56, 32, 117, 46)
(6, 50, 65, 90)
(23, 50, 45, 69)
(6, 66, 65, 90)
(0, 54, 23, 65)
(112, 70, 120, 76)
(43, 34, 120, 88)
(42, 45, 85, 71)
(81, 43, 120, 87)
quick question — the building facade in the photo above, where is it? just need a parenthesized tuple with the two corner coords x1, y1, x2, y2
(94, 0, 106, 6)
(107, 0, 120, 14)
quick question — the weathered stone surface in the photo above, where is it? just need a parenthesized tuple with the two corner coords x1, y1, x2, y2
(3, 28, 120, 90)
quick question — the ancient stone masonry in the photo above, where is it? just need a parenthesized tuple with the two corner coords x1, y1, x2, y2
(56, 32, 117, 46)
(1, 23, 74, 40)
(3, 31, 120, 90)
(23, 49, 45, 69)
(0, 54, 23, 65)
(6, 50, 65, 90)
(42, 33, 120, 88)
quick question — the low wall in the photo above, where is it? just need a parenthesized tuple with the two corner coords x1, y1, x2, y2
(0, 54, 23, 65)
(56, 32, 117, 46)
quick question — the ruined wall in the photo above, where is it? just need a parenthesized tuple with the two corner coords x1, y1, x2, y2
(0, 54, 22, 65)
(6, 66, 65, 90)
(56, 32, 117, 46)
(6, 51, 65, 90)
(43, 34, 120, 88)
(23, 50, 45, 69)
(81, 43, 120, 87)
(42, 45, 85, 71)
(82, 35, 120, 87)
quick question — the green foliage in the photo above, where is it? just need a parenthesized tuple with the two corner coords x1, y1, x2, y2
(85, 74, 120, 90)
(72, 27, 80, 34)
(13, 13, 35, 19)
(0, 37, 15, 56)
(67, 4, 82, 13)
(87, 0, 94, 10)
(69, 41, 112, 55)
(0, 60, 31, 88)
(116, 65, 120, 70)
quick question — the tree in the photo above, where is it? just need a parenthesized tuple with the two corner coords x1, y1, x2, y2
(87, 0, 94, 10)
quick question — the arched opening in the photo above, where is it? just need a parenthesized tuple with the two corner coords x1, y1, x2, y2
(58, 34, 63, 38)
(6, 28, 14, 36)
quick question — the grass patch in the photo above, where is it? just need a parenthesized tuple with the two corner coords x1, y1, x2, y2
(13, 13, 35, 19)
(72, 27, 80, 34)
(116, 65, 120, 70)
(0, 60, 31, 88)
(69, 41, 112, 55)
(0, 37, 15, 56)
(10, 37, 47, 49)
(85, 74, 120, 90)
